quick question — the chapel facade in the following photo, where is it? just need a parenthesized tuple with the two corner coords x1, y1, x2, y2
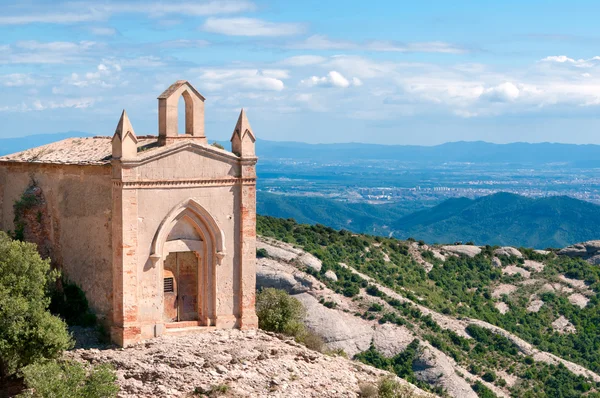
(0, 80, 259, 346)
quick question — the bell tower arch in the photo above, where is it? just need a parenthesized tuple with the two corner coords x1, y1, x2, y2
(158, 80, 206, 146)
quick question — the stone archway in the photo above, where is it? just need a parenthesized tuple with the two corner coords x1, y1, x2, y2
(150, 199, 226, 326)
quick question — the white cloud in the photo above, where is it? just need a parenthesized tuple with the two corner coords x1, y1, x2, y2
(0, 97, 96, 112)
(0, 41, 99, 64)
(0, 74, 36, 87)
(481, 82, 521, 102)
(89, 27, 117, 36)
(289, 35, 467, 54)
(301, 71, 362, 88)
(290, 35, 355, 50)
(540, 55, 600, 68)
(202, 17, 304, 37)
(261, 69, 290, 79)
(280, 55, 326, 66)
(0, 1, 255, 25)
(197, 69, 286, 91)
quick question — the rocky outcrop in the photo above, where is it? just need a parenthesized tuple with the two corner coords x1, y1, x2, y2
(257, 258, 323, 294)
(441, 245, 481, 258)
(67, 329, 433, 398)
(559, 241, 600, 265)
(494, 247, 522, 258)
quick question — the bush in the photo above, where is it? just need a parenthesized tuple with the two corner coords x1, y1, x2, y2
(297, 330, 325, 352)
(256, 288, 306, 336)
(19, 359, 119, 398)
(482, 371, 496, 382)
(49, 280, 96, 327)
(358, 382, 378, 398)
(471, 381, 496, 398)
(0, 232, 72, 378)
(256, 248, 269, 258)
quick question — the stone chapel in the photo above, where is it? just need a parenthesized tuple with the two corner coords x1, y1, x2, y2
(0, 80, 259, 346)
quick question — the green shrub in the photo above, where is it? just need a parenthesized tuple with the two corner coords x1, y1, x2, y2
(297, 330, 325, 352)
(256, 288, 306, 336)
(256, 248, 269, 258)
(471, 381, 497, 398)
(19, 359, 119, 398)
(482, 371, 496, 382)
(49, 280, 96, 327)
(0, 232, 72, 378)
(358, 382, 378, 397)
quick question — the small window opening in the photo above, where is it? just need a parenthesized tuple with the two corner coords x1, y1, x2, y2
(164, 277, 174, 293)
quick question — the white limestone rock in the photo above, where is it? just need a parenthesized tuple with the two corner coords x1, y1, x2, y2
(494, 247, 523, 258)
(323, 270, 338, 281)
(441, 245, 482, 258)
(502, 265, 531, 278)
(552, 315, 576, 334)
(297, 252, 323, 272)
(495, 302, 509, 314)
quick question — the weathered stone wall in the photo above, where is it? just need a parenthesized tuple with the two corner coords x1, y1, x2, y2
(0, 162, 113, 320)
(111, 144, 257, 344)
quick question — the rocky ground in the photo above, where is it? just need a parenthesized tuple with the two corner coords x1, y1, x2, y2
(67, 329, 433, 398)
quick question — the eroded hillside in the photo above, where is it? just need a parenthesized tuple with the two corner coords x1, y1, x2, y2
(257, 216, 600, 397)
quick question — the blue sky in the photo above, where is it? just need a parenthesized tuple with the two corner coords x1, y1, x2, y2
(1, 0, 600, 145)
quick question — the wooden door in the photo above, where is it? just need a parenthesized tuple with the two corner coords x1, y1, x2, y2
(163, 251, 198, 322)
(163, 253, 178, 322)
(177, 251, 198, 321)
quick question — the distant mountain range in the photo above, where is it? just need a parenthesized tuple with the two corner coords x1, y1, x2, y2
(2, 132, 600, 166)
(258, 192, 600, 248)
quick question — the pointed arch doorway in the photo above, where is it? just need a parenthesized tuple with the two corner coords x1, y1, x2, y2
(150, 198, 226, 328)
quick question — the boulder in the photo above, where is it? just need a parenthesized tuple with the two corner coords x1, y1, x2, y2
(559, 240, 600, 264)
(297, 252, 323, 272)
(494, 247, 523, 258)
(324, 270, 338, 281)
(491, 257, 502, 268)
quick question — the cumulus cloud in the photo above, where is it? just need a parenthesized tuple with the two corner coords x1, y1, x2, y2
(63, 63, 122, 88)
(540, 55, 600, 68)
(202, 17, 304, 37)
(481, 82, 521, 102)
(300, 71, 362, 88)
(197, 68, 286, 91)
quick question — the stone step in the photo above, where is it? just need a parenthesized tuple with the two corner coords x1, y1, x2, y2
(163, 326, 216, 336)
(165, 321, 201, 329)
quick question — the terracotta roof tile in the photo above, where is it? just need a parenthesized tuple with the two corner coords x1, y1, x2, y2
(0, 136, 159, 165)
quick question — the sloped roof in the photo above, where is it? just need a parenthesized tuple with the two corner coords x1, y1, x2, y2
(157, 80, 206, 101)
(0, 136, 238, 165)
(0, 136, 158, 165)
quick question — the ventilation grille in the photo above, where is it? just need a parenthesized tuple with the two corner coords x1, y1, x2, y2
(164, 277, 174, 293)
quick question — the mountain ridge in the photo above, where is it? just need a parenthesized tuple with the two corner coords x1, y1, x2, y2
(3, 133, 600, 165)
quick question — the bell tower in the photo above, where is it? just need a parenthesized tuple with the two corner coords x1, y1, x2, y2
(157, 80, 206, 146)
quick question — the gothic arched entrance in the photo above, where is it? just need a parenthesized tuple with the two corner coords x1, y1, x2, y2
(149, 199, 226, 327)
